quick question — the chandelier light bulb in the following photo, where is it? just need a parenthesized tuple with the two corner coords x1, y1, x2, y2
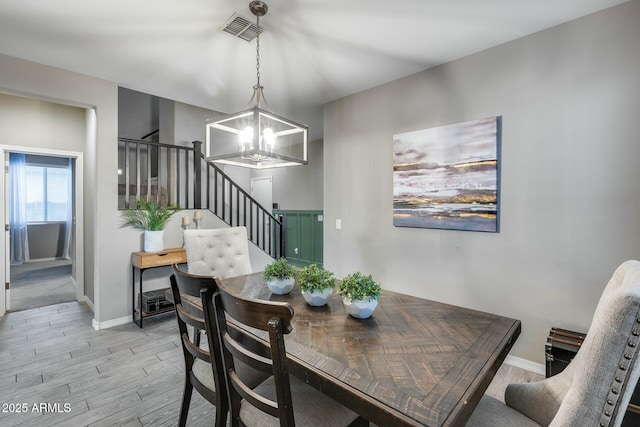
(263, 127, 276, 152)
(238, 126, 253, 150)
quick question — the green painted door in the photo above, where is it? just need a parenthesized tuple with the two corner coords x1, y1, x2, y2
(274, 210, 323, 267)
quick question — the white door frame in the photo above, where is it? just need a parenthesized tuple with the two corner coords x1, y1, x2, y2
(0, 145, 84, 316)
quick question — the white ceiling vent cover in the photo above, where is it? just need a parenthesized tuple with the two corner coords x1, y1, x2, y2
(220, 13, 264, 42)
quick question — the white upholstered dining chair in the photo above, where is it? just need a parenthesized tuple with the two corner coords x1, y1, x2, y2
(183, 227, 252, 279)
(466, 260, 640, 427)
(178, 227, 254, 348)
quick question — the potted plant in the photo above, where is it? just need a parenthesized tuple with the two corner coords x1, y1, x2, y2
(298, 264, 335, 306)
(263, 257, 297, 295)
(338, 272, 381, 319)
(121, 199, 179, 252)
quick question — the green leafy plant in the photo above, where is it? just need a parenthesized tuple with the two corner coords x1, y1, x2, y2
(120, 200, 179, 231)
(263, 258, 297, 281)
(298, 264, 335, 293)
(338, 272, 381, 302)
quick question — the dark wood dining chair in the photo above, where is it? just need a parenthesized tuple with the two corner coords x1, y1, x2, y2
(209, 278, 369, 427)
(170, 265, 268, 427)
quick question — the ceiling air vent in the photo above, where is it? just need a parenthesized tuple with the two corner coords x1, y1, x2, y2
(220, 13, 264, 42)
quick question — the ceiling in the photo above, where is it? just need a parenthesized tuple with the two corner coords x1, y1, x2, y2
(0, 0, 630, 140)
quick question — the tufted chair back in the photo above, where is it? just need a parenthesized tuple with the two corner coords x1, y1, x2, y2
(501, 260, 640, 427)
(183, 227, 252, 279)
(550, 260, 640, 426)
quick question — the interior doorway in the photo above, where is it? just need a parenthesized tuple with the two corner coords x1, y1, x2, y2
(1, 147, 84, 315)
(7, 153, 76, 311)
(251, 176, 273, 213)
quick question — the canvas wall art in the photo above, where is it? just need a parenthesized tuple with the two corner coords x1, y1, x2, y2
(393, 116, 501, 232)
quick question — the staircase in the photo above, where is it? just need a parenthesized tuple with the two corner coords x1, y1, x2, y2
(117, 138, 283, 258)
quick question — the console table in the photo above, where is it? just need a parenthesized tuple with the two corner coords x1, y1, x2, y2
(131, 247, 186, 327)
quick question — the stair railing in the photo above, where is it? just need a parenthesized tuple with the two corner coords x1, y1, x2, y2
(117, 138, 283, 258)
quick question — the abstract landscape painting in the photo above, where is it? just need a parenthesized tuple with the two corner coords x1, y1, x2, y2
(393, 116, 501, 232)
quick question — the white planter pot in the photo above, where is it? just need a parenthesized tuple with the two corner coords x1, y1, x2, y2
(343, 297, 378, 319)
(266, 277, 295, 295)
(302, 287, 333, 306)
(144, 230, 164, 253)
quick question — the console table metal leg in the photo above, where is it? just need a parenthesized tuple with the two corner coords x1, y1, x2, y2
(138, 269, 145, 328)
(132, 266, 136, 327)
(133, 266, 145, 328)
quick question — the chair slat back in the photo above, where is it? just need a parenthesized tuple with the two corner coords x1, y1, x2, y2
(219, 286, 294, 333)
(170, 265, 226, 390)
(213, 278, 296, 426)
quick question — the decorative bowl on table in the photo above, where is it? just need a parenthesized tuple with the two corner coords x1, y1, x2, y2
(263, 258, 297, 295)
(337, 272, 381, 319)
(266, 277, 295, 295)
(342, 297, 378, 319)
(298, 264, 335, 307)
(302, 287, 334, 306)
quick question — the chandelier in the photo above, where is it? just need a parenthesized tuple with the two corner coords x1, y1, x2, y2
(205, 1, 308, 169)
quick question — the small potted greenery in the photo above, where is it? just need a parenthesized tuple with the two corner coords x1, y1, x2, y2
(338, 272, 382, 319)
(121, 199, 179, 252)
(298, 264, 335, 306)
(263, 257, 297, 295)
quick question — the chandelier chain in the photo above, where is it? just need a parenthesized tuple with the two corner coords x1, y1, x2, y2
(255, 14, 261, 87)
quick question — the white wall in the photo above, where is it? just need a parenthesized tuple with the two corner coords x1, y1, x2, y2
(323, 1, 640, 364)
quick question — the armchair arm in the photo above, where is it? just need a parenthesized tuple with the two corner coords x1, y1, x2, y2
(505, 363, 573, 426)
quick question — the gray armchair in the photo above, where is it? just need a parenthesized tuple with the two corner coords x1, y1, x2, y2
(467, 260, 640, 427)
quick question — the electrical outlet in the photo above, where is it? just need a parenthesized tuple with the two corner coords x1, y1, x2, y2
(336, 219, 342, 230)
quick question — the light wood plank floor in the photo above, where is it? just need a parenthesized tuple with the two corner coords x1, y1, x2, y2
(0, 301, 542, 426)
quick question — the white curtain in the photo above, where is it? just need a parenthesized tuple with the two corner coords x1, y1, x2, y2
(61, 158, 73, 260)
(10, 152, 30, 264)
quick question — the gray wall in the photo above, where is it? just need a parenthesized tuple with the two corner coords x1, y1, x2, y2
(0, 95, 85, 263)
(324, 1, 640, 364)
(0, 53, 119, 324)
(0, 93, 86, 151)
(252, 139, 324, 211)
(117, 87, 156, 140)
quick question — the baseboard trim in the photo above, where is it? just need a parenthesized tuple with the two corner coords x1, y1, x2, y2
(504, 355, 546, 376)
(92, 314, 132, 331)
(83, 296, 95, 312)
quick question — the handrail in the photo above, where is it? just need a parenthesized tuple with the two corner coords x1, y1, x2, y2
(117, 137, 283, 258)
(140, 129, 159, 140)
(119, 137, 189, 151)
(118, 137, 196, 209)
(206, 162, 281, 225)
(199, 143, 283, 257)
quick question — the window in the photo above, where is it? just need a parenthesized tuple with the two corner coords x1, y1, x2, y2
(25, 164, 69, 222)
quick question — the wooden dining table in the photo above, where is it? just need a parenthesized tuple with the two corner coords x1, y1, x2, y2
(211, 272, 520, 427)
